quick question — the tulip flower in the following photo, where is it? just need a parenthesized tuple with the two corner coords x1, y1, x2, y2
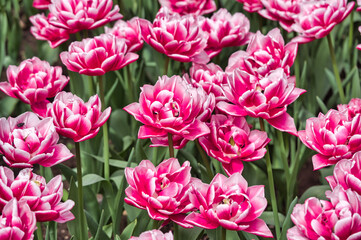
(0, 112, 73, 168)
(235, 0, 263, 12)
(0, 167, 75, 223)
(125, 158, 194, 228)
(186, 173, 273, 237)
(139, 8, 209, 64)
(49, 0, 122, 33)
(0, 57, 69, 105)
(105, 17, 144, 52)
(60, 33, 139, 76)
(337, 98, 361, 119)
(199, 114, 270, 175)
(129, 230, 173, 240)
(0, 199, 36, 240)
(32, 0, 51, 9)
(33, 92, 111, 142)
(158, 0, 216, 15)
(124, 75, 213, 145)
(291, 0, 354, 43)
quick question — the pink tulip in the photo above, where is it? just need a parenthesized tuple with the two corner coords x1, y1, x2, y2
(60, 33, 139, 76)
(0, 57, 69, 105)
(188, 63, 228, 102)
(298, 109, 361, 170)
(48, 0, 122, 33)
(289, 187, 361, 239)
(0, 112, 73, 168)
(326, 152, 361, 194)
(125, 158, 194, 228)
(217, 68, 305, 135)
(33, 92, 111, 142)
(139, 8, 209, 64)
(199, 114, 270, 176)
(337, 98, 361, 119)
(235, 0, 263, 12)
(32, 0, 51, 9)
(158, 0, 216, 15)
(288, 197, 335, 239)
(226, 28, 298, 79)
(358, 0, 361, 11)
(201, 8, 251, 58)
(124, 75, 213, 145)
(186, 173, 272, 237)
(0, 199, 36, 240)
(129, 230, 173, 240)
(0, 167, 75, 223)
(105, 17, 144, 52)
(258, 0, 302, 32)
(291, 0, 354, 43)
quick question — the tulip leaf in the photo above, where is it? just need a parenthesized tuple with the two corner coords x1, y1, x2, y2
(178, 226, 203, 240)
(351, 67, 361, 99)
(316, 96, 329, 114)
(81, 174, 104, 186)
(119, 219, 137, 240)
(299, 185, 331, 203)
(237, 231, 260, 240)
(260, 211, 285, 227)
(45, 221, 57, 240)
(93, 210, 110, 240)
(0, 97, 18, 117)
(280, 197, 298, 240)
(58, 164, 77, 183)
(105, 78, 118, 106)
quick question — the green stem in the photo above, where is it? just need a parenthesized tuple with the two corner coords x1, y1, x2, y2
(36, 223, 43, 240)
(326, 34, 346, 104)
(98, 75, 110, 181)
(221, 228, 227, 240)
(195, 139, 214, 179)
(348, 10, 354, 57)
(164, 57, 170, 76)
(126, 65, 135, 102)
(277, 130, 291, 209)
(174, 223, 179, 240)
(259, 118, 281, 239)
(75, 141, 86, 240)
(88, 75, 95, 96)
(168, 133, 174, 158)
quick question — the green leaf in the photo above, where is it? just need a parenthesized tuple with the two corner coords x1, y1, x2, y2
(259, 211, 285, 227)
(178, 226, 203, 240)
(300, 185, 331, 203)
(45, 222, 57, 240)
(58, 164, 77, 183)
(81, 174, 105, 187)
(119, 219, 137, 240)
(93, 210, 110, 240)
(316, 96, 329, 114)
(0, 97, 18, 117)
(280, 197, 298, 240)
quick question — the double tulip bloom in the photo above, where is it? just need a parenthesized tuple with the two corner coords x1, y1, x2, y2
(0, 57, 69, 105)
(105, 17, 144, 52)
(130, 230, 173, 240)
(236, 0, 263, 12)
(186, 173, 273, 237)
(288, 187, 361, 239)
(48, 0, 122, 33)
(60, 33, 139, 76)
(218, 68, 305, 135)
(0, 112, 73, 168)
(158, 0, 216, 15)
(32, 0, 51, 9)
(298, 109, 361, 170)
(201, 9, 251, 58)
(0, 199, 36, 240)
(199, 114, 270, 175)
(0, 167, 74, 223)
(139, 8, 209, 64)
(33, 92, 111, 142)
(125, 158, 194, 228)
(291, 0, 355, 43)
(124, 75, 214, 147)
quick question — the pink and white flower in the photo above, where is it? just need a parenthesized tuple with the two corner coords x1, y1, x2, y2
(124, 75, 214, 145)
(60, 33, 138, 76)
(201, 8, 251, 58)
(291, 0, 355, 43)
(32, 0, 51, 9)
(139, 8, 209, 64)
(0, 199, 36, 240)
(0, 57, 69, 105)
(0, 112, 73, 168)
(105, 17, 144, 52)
(185, 173, 273, 237)
(130, 230, 173, 240)
(235, 0, 263, 12)
(298, 109, 361, 170)
(125, 158, 194, 228)
(158, 0, 216, 15)
(218, 68, 305, 135)
(337, 98, 361, 120)
(33, 92, 111, 142)
(199, 114, 270, 175)
(0, 167, 75, 223)
(49, 0, 122, 33)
